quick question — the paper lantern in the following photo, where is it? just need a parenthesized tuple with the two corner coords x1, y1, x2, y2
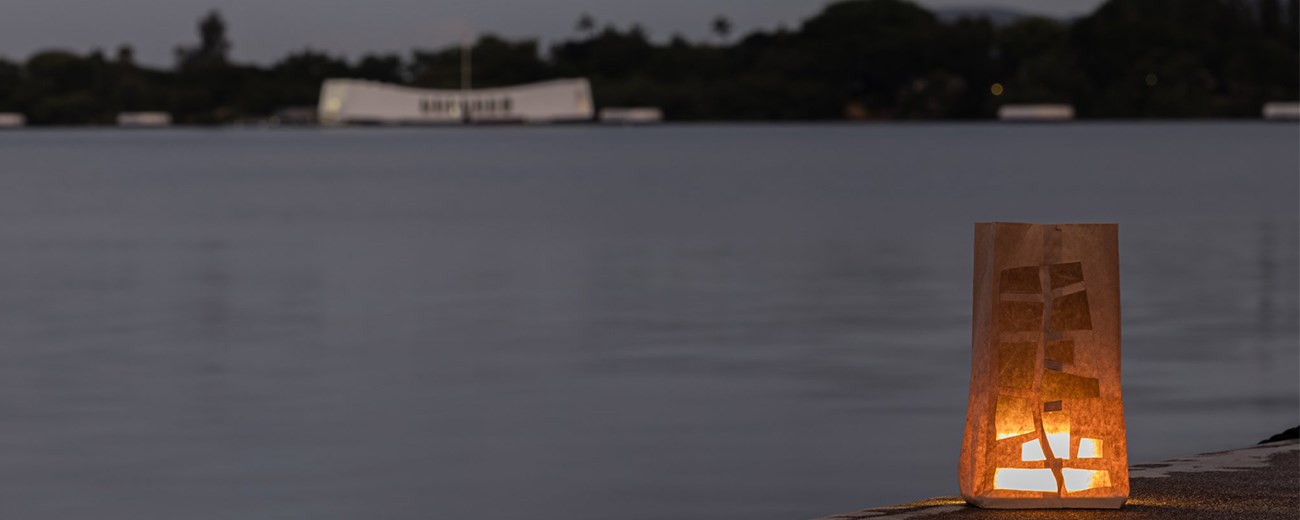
(959, 223, 1128, 508)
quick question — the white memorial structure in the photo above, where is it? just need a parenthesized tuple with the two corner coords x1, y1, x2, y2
(317, 78, 594, 125)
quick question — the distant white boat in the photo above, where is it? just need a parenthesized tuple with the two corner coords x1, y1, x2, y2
(317, 78, 594, 125)
(117, 112, 172, 127)
(998, 104, 1075, 122)
(0, 113, 25, 128)
(599, 107, 664, 124)
(1262, 102, 1300, 120)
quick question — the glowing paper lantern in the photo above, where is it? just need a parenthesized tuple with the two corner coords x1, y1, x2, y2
(959, 223, 1128, 508)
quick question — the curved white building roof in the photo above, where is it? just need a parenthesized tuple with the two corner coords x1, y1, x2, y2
(318, 78, 594, 125)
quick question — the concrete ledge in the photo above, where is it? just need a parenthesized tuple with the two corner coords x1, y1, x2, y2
(816, 439, 1299, 520)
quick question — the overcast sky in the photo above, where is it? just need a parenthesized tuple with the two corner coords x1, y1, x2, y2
(1, 0, 1105, 66)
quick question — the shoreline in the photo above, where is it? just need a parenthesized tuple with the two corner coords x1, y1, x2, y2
(0, 119, 1298, 134)
(817, 430, 1300, 520)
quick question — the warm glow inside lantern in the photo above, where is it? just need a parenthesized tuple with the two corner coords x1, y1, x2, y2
(959, 223, 1128, 508)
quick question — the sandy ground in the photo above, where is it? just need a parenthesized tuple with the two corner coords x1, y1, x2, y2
(817, 439, 1299, 520)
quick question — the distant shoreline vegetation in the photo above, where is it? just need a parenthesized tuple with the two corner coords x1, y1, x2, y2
(0, 0, 1296, 125)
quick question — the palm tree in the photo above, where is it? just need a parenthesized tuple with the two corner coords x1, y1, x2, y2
(576, 13, 596, 37)
(711, 15, 732, 42)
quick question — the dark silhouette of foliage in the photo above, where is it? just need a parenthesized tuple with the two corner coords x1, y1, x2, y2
(576, 13, 596, 36)
(175, 10, 232, 71)
(0, 0, 1294, 124)
(1071, 0, 1298, 117)
(712, 16, 733, 41)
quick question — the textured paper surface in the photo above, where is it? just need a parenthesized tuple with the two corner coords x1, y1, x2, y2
(958, 223, 1128, 509)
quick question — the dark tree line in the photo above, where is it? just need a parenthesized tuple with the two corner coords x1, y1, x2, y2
(0, 0, 1295, 124)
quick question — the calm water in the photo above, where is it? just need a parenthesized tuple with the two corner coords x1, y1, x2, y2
(0, 124, 1295, 520)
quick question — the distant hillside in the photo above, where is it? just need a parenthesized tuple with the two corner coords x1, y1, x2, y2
(934, 5, 1046, 25)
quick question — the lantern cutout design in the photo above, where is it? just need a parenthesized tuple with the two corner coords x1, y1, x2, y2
(959, 223, 1128, 509)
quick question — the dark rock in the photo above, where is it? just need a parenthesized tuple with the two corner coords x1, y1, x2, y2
(1258, 426, 1299, 444)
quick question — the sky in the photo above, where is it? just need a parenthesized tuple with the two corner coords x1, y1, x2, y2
(1, 0, 1106, 66)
